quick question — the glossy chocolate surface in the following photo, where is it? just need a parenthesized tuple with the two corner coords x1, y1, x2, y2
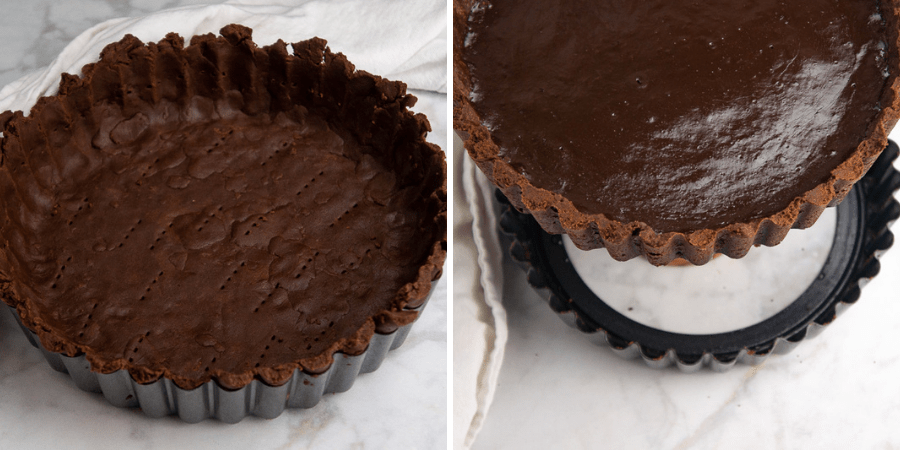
(465, 0, 890, 230)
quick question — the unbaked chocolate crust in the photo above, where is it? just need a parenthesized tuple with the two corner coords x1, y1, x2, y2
(454, 0, 900, 265)
(0, 25, 447, 390)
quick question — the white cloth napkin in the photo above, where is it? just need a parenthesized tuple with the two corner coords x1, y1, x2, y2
(453, 133, 508, 449)
(0, 0, 446, 113)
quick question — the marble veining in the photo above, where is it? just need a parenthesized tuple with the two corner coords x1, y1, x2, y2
(0, 1, 447, 448)
(473, 159, 900, 448)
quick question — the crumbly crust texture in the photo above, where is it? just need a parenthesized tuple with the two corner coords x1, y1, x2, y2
(0, 25, 447, 390)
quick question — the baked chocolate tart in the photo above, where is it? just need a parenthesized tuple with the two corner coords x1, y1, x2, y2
(454, 0, 900, 265)
(0, 24, 446, 395)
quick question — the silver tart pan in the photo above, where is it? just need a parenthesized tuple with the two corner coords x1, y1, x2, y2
(6, 295, 429, 423)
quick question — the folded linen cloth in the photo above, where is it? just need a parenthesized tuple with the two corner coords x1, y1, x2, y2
(453, 133, 508, 449)
(0, 0, 446, 113)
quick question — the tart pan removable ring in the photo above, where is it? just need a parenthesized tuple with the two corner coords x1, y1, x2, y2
(499, 141, 900, 372)
(6, 293, 431, 423)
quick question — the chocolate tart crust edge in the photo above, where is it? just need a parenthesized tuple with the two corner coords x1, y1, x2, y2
(453, 0, 900, 266)
(0, 25, 448, 391)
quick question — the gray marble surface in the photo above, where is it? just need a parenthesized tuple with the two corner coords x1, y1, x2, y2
(472, 134, 900, 448)
(0, 1, 448, 448)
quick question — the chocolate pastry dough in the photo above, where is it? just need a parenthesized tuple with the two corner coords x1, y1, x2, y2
(0, 25, 446, 389)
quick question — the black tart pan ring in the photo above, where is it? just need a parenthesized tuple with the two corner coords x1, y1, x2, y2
(498, 141, 900, 372)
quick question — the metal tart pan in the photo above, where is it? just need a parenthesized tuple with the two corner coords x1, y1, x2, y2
(499, 141, 900, 372)
(7, 295, 429, 423)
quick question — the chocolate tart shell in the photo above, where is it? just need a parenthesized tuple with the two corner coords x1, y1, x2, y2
(0, 25, 446, 396)
(453, 0, 900, 266)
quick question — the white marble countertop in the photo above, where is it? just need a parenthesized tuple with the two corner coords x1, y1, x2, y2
(472, 131, 900, 449)
(0, 1, 447, 448)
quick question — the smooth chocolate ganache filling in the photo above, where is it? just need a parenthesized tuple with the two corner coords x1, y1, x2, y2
(0, 26, 446, 389)
(465, 0, 892, 231)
